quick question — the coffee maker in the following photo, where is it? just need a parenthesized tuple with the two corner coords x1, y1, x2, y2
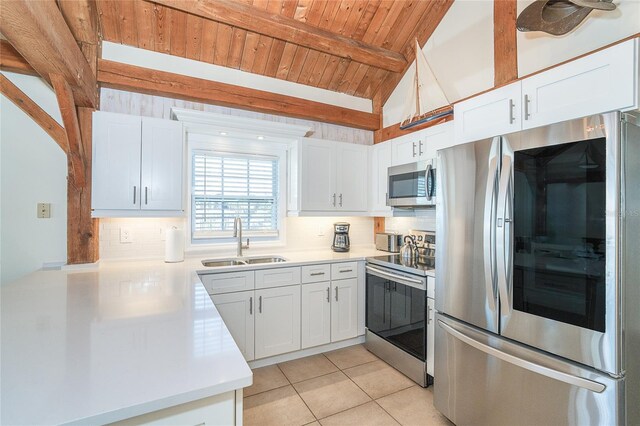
(331, 222, 350, 252)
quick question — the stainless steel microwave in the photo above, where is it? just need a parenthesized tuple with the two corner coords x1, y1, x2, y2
(386, 160, 436, 208)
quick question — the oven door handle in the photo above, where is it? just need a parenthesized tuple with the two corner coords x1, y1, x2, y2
(365, 265, 426, 290)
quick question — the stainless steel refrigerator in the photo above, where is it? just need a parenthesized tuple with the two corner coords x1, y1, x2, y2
(434, 111, 640, 425)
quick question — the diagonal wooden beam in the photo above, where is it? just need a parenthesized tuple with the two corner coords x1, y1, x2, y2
(0, 74, 69, 153)
(0, 40, 37, 76)
(51, 74, 86, 188)
(494, 0, 518, 86)
(0, 0, 97, 107)
(374, 0, 454, 104)
(98, 59, 380, 131)
(149, 0, 407, 73)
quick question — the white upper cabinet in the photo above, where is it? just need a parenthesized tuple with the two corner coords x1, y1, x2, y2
(92, 111, 184, 217)
(521, 39, 638, 130)
(336, 143, 368, 211)
(454, 39, 639, 144)
(300, 139, 336, 211)
(369, 142, 392, 216)
(92, 112, 142, 210)
(291, 138, 368, 215)
(454, 82, 522, 144)
(390, 121, 454, 166)
(140, 117, 184, 210)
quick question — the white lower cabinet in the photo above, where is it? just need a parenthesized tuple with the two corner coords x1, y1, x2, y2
(255, 285, 301, 359)
(211, 292, 255, 361)
(301, 281, 332, 348)
(331, 278, 358, 342)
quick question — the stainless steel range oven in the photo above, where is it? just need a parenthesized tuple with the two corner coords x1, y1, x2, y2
(365, 230, 435, 387)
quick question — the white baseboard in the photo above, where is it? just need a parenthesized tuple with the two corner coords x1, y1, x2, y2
(248, 335, 365, 369)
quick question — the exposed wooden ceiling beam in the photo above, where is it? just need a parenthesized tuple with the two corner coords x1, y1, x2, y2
(0, 40, 37, 76)
(98, 59, 380, 131)
(0, 73, 69, 153)
(494, 0, 518, 86)
(51, 74, 87, 188)
(0, 0, 97, 107)
(375, 0, 454, 104)
(57, 0, 101, 75)
(148, 0, 407, 73)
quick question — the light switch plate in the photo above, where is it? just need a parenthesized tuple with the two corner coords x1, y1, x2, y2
(37, 203, 51, 218)
(120, 228, 133, 243)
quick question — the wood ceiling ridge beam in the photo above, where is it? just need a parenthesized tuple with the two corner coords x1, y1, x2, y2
(148, 0, 407, 73)
(51, 74, 87, 189)
(0, 0, 97, 108)
(0, 74, 69, 154)
(97, 59, 380, 131)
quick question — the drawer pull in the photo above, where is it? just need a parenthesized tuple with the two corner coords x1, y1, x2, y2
(310, 272, 325, 276)
(339, 269, 353, 273)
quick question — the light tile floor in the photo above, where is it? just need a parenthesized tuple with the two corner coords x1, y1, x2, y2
(243, 345, 453, 426)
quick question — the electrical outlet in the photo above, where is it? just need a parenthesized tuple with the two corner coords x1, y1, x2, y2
(317, 226, 325, 237)
(159, 227, 166, 241)
(37, 203, 51, 219)
(120, 228, 133, 243)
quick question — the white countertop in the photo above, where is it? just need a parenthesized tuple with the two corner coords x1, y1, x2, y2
(0, 246, 388, 425)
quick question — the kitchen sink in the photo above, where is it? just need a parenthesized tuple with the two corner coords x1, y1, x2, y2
(201, 258, 248, 267)
(201, 256, 287, 267)
(243, 256, 288, 264)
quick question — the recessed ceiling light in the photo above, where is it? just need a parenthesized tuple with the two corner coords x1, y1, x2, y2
(257, 136, 265, 140)
(220, 131, 228, 136)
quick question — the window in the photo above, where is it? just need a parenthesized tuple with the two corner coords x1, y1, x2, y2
(192, 151, 279, 241)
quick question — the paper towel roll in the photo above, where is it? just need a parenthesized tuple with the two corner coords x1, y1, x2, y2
(165, 227, 184, 263)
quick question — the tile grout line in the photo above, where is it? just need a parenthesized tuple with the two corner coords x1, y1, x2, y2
(277, 362, 319, 424)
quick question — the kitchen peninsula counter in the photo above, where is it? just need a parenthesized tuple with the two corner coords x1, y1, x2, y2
(0, 247, 387, 425)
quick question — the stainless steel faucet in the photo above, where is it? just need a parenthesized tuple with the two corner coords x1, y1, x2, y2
(233, 217, 249, 257)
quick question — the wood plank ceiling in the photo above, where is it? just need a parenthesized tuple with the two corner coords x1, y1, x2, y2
(96, 0, 452, 101)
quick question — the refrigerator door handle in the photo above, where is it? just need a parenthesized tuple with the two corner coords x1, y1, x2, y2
(483, 155, 499, 312)
(437, 319, 606, 393)
(496, 155, 513, 317)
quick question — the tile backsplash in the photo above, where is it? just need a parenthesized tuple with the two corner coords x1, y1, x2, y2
(100, 216, 374, 260)
(384, 209, 436, 235)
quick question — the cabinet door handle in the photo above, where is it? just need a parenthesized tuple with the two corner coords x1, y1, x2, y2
(327, 287, 330, 303)
(332, 193, 336, 206)
(419, 140, 423, 156)
(524, 94, 531, 120)
(412, 142, 417, 157)
(339, 193, 343, 207)
(249, 296, 253, 315)
(144, 186, 148, 205)
(335, 286, 339, 301)
(509, 99, 515, 124)
(310, 272, 325, 276)
(133, 186, 137, 205)
(259, 295, 262, 313)
(427, 303, 432, 324)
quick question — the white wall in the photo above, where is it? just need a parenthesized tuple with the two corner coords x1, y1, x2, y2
(517, 0, 640, 76)
(0, 72, 68, 284)
(384, 0, 495, 127)
(102, 42, 373, 113)
(99, 216, 374, 260)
